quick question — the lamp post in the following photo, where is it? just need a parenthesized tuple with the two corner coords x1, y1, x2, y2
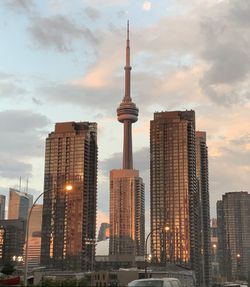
(144, 226, 169, 278)
(236, 253, 241, 281)
(23, 184, 73, 287)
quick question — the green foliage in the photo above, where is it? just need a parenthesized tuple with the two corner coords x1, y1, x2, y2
(78, 277, 90, 287)
(61, 279, 77, 287)
(1, 262, 15, 275)
(36, 277, 90, 287)
(38, 278, 61, 287)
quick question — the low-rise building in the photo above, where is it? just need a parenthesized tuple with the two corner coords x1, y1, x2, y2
(92, 268, 196, 287)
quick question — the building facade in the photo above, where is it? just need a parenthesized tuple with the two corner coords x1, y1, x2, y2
(196, 131, 211, 287)
(27, 204, 43, 267)
(0, 195, 6, 220)
(8, 188, 33, 220)
(150, 111, 202, 286)
(0, 219, 26, 265)
(109, 22, 145, 260)
(41, 122, 98, 271)
(110, 170, 145, 258)
(217, 192, 250, 282)
(210, 219, 219, 282)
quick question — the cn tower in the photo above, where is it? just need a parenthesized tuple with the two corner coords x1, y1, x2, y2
(109, 22, 145, 259)
(117, 21, 138, 169)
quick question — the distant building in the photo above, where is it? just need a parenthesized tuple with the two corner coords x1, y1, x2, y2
(0, 195, 6, 220)
(27, 204, 42, 268)
(109, 23, 145, 261)
(41, 121, 98, 271)
(217, 192, 250, 281)
(8, 188, 33, 220)
(0, 219, 26, 265)
(97, 223, 110, 242)
(150, 111, 209, 287)
(28, 236, 41, 268)
(210, 219, 219, 281)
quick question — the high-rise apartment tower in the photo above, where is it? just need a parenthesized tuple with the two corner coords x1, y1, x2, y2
(41, 122, 98, 270)
(109, 22, 145, 260)
(217, 192, 250, 282)
(196, 131, 211, 287)
(150, 111, 202, 285)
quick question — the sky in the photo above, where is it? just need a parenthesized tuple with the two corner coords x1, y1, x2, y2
(1, 0, 250, 234)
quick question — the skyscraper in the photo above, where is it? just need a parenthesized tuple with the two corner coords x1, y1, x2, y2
(196, 131, 211, 287)
(109, 22, 145, 260)
(217, 192, 250, 281)
(8, 188, 33, 220)
(41, 122, 98, 271)
(0, 195, 6, 220)
(150, 111, 201, 284)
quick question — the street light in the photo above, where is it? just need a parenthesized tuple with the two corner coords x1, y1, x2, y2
(65, 185, 73, 191)
(236, 253, 241, 280)
(144, 225, 170, 278)
(23, 183, 73, 287)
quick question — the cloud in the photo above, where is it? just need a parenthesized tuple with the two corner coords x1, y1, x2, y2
(84, 6, 101, 20)
(197, 1, 250, 104)
(0, 82, 27, 99)
(209, 147, 250, 216)
(38, 62, 205, 115)
(38, 80, 121, 111)
(0, 155, 32, 179)
(32, 97, 42, 105)
(0, 73, 27, 99)
(230, 134, 250, 146)
(229, 1, 250, 25)
(3, 0, 35, 14)
(85, 0, 130, 5)
(142, 1, 152, 11)
(0, 110, 50, 157)
(28, 15, 99, 52)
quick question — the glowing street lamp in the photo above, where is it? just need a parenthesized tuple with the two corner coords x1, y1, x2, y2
(65, 184, 73, 191)
(165, 226, 170, 232)
(145, 225, 170, 277)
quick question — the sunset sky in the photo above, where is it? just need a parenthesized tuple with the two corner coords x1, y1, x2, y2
(1, 0, 250, 231)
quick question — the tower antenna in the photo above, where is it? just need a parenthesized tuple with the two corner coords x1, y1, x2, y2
(26, 177, 29, 193)
(19, 176, 22, 192)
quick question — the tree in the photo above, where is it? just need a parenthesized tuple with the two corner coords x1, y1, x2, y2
(1, 262, 15, 275)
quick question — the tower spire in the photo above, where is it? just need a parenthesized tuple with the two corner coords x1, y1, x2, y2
(127, 20, 129, 45)
(124, 20, 131, 103)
